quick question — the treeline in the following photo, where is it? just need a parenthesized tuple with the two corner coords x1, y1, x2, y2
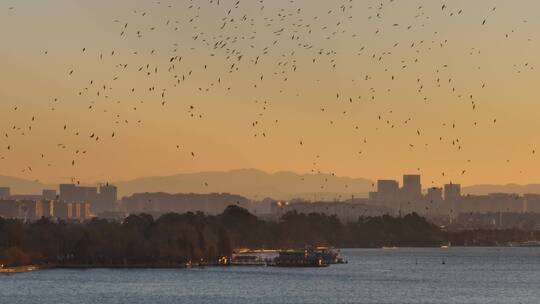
(0, 206, 536, 267)
(0, 212, 231, 267)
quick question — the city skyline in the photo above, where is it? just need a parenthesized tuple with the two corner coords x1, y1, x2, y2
(3, 171, 540, 229)
(5, 168, 540, 199)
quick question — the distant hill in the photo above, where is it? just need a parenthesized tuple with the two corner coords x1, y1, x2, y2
(113, 169, 374, 200)
(462, 184, 540, 195)
(0, 176, 53, 195)
(3, 170, 540, 201)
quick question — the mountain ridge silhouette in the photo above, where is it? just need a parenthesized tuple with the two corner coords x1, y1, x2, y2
(2, 170, 540, 200)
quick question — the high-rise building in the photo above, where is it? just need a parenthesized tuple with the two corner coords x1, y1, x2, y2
(59, 184, 76, 202)
(59, 184, 98, 209)
(426, 187, 443, 203)
(76, 187, 98, 205)
(57, 183, 116, 217)
(96, 184, 118, 213)
(39, 200, 55, 218)
(42, 190, 57, 200)
(376, 180, 399, 202)
(402, 175, 422, 200)
(55, 201, 73, 219)
(81, 203, 92, 219)
(0, 187, 10, 199)
(19, 200, 38, 221)
(0, 200, 18, 218)
(524, 194, 540, 213)
(444, 183, 461, 201)
(73, 203, 82, 219)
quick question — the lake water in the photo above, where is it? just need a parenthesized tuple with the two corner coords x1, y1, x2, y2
(2, 248, 540, 304)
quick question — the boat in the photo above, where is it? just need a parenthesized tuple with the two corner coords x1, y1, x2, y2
(274, 250, 329, 267)
(230, 249, 279, 266)
(313, 247, 347, 264)
(230, 255, 267, 266)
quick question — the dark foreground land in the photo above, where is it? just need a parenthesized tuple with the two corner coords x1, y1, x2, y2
(1, 206, 539, 268)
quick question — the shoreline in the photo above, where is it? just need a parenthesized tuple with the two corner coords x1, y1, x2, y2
(2, 246, 539, 274)
(0, 265, 42, 274)
(1, 263, 209, 273)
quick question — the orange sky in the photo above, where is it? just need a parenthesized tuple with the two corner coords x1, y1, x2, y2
(1, 0, 540, 186)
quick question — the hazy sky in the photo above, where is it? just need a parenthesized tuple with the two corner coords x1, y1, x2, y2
(1, 0, 540, 186)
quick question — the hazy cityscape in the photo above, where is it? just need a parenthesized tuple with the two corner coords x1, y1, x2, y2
(3, 172, 540, 232)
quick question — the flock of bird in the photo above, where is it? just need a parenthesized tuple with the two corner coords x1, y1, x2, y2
(1, 0, 539, 191)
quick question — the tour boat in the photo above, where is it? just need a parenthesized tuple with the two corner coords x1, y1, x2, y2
(230, 255, 267, 266)
(274, 250, 329, 267)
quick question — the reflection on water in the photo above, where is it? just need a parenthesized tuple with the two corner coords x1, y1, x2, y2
(2, 247, 540, 304)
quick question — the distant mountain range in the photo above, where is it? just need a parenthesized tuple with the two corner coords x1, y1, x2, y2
(112, 169, 374, 200)
(461, 184, 540, 196)
(0, 169, 372, 200)
(0, 176, 53, 195)
(2, 170, 540, 200)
